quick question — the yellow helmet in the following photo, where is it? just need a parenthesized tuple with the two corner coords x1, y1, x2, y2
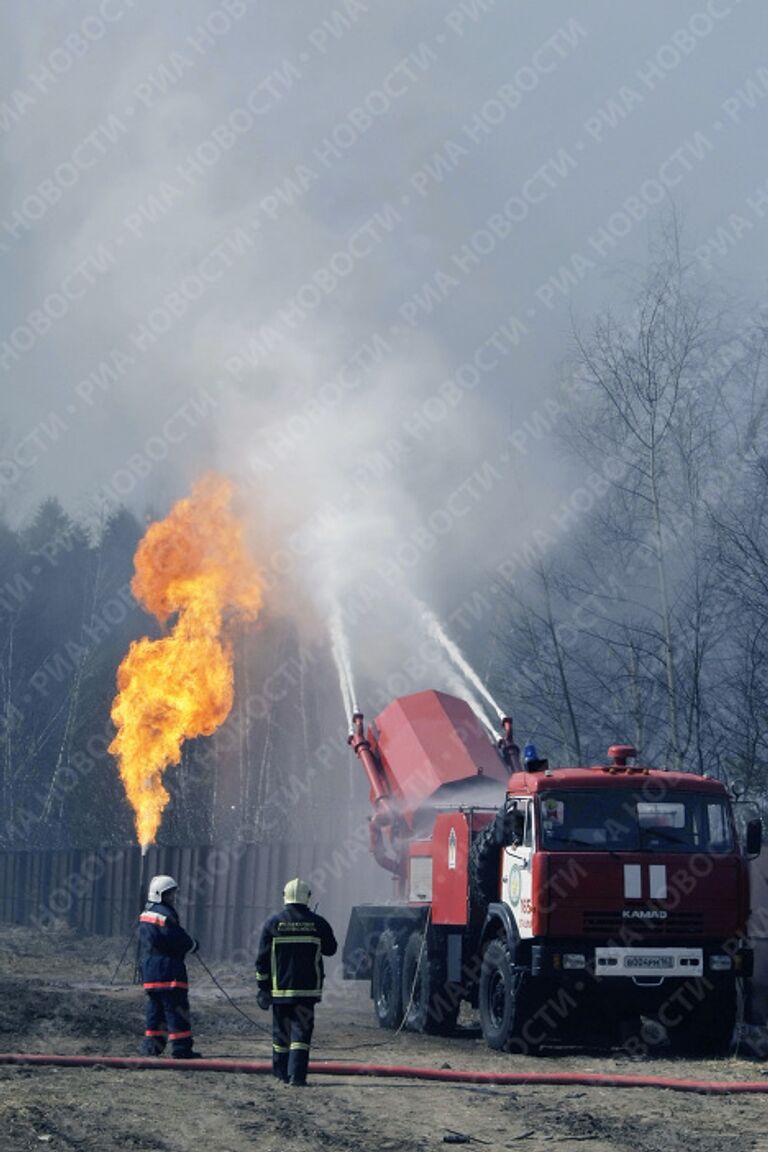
(283, 878, 311, 905)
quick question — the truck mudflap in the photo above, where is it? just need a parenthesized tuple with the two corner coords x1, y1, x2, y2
(343, 905, 427, 979)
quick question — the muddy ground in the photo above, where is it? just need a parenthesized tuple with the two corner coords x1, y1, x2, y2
(0, 925, 767, 1152)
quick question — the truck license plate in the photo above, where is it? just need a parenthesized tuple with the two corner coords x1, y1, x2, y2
(625, 955, 674, 970)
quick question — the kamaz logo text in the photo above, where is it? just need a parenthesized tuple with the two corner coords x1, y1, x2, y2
(622, 909, 668, 920)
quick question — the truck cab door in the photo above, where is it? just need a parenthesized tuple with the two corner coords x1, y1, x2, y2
(501, 799, 534, 939)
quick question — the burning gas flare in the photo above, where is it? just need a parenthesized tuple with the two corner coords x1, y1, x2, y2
(109, 473, 263, 850)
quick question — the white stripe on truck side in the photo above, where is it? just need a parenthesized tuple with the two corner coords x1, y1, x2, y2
(623, 864, 642, 899)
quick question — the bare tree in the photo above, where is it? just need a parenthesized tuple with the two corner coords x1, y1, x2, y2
(570, 249, 717, 767)
(495, 222, 768, 785)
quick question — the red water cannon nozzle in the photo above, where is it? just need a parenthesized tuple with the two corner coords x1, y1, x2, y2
(348, 708, 390, 810)
(349, 710, 365, 744)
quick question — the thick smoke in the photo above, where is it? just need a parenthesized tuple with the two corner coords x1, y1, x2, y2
(2, 2, 767, 838)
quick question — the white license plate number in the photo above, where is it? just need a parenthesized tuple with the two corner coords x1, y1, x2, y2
(625, 955, 674, 970)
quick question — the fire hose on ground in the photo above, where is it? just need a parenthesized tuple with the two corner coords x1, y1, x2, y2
(0, 1051, 767, 1093)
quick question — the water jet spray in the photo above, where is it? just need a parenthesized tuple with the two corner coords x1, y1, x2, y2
(415, 599, 505, 724)
(329, 595, 357, 720)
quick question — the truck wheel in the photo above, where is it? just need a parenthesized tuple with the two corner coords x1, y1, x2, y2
(666, 981, 736, 1056)
(372, 930, 403, 1030)
(479, 939, 530, 1052)
(401, 930, 460, 1035)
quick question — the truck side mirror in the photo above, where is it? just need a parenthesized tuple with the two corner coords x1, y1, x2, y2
(746, 818, 762, 857)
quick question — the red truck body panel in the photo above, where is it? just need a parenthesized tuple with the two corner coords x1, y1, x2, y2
(432, 812, 472, 926)
(541, 854, 747, 940)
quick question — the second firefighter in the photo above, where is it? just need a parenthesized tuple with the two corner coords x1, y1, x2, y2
(255, 877, 337, 1085)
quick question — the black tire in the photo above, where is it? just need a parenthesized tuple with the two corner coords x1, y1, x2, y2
(478, 938, 532, 1052)
(371, 929, 403, 1030)
(665, 980, 736, 1057)
(469, 821, 500, 909)
(401, 930, 460, 1035)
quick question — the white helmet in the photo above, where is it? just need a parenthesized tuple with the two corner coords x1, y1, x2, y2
(283, 878, 311, 905)
(148, 874, 178, 904)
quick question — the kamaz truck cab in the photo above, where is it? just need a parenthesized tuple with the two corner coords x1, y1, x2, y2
(477, 746, 758, 1053)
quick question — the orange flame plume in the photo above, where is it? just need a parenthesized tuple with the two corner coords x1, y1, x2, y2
(109, 473, 263, 850)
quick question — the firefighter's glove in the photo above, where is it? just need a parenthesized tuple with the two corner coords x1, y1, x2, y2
(257, 989, 272, 1011)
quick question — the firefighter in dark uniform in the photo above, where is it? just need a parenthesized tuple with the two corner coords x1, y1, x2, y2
(138, 874, 201, 1058)
(255, 877, 337, 1085)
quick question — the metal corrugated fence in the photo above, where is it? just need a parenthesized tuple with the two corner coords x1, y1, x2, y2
(0, 842, 390, 960)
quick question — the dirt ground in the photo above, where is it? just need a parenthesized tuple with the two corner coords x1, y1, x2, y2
(1, 925, 767, 1152)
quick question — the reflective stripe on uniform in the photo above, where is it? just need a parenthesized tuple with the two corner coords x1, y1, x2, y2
(289, 1042, 310, 1051)
(272, 1044, 289, 1053)
(271, 988, 322, 998)
(144, 1030, 168, 1037)
(140, 912, 168, 925)
(143, 981, 189, 989)
(168, 1030, 192, 1040)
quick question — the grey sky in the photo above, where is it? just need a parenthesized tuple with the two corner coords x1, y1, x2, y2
(0, 0, 766, 682)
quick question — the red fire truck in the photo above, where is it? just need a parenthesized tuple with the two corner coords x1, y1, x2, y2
(343, 689, 760, 1053)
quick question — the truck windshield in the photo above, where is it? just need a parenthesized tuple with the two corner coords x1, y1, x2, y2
(538, 790, 734, 853)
